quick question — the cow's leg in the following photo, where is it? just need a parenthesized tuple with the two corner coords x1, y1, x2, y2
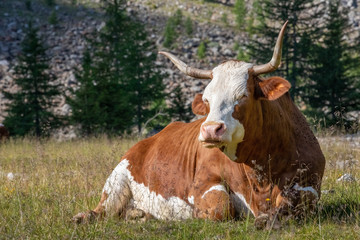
(72, 160, 132, 223)
(254, 184, 319, 229)
(277, 184, 319, 217)
(192, 184, 235, 220)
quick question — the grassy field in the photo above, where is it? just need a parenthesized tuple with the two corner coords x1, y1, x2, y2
(0, 136, 359, 239)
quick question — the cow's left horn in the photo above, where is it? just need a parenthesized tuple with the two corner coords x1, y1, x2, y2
(253, 21, 288, 76)
(159, 51, 212, 79)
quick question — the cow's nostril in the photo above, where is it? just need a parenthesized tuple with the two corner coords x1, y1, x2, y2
(215, 123, 223, 133)
(215, 123, 225, 136)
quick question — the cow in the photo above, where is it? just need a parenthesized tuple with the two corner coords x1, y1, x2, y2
(0, 124, 9, 141)
(72, 22, 325, 229)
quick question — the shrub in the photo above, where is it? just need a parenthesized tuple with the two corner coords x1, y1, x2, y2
(48, 10, 58, 25)
(197, 41, 206, 59)
(185, 17, 193, 36)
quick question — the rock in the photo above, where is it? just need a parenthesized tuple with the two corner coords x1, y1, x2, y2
(336, 160, 359, 169)
(7, 172, 14, 181)
(337, 173, 356, 182)
(321, 189, 335, 194)
(222, 48, 233, 56)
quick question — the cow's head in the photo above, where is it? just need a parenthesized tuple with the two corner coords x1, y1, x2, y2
(160, 22, 290, 161)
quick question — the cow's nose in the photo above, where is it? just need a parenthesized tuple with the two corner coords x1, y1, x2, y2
(200, 122, 226, 141)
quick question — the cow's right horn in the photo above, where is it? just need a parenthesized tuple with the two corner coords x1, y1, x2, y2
(252, 21, 288, 76)
(159, 51, 212, 79)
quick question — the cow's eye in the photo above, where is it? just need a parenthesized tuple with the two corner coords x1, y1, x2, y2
(239, 95, 247, 101)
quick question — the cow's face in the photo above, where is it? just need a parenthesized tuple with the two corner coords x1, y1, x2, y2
(197, 61, 252, 160)
(192, 62, 290, 160)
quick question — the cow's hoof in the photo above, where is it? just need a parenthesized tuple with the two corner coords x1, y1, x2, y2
(265, 216, 282, 230)
(254, 213, 269, 230)
(71, 211, 97, 224)
(125, 208, 153, 222)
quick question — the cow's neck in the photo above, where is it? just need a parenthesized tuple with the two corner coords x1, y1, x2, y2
(236, 93, 296, 177)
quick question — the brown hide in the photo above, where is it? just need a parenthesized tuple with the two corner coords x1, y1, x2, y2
(186, 72, 325, 216)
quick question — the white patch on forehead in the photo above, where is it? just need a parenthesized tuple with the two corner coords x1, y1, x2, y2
(203, 61, 253, 101)
(293, 183, 319, 199)
(102, 159, 193, 220)
(201, 184, 227, 199)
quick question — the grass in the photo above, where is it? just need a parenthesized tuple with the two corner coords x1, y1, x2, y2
(0, 136, 359, 239)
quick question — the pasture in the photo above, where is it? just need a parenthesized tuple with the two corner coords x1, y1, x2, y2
(0, 136, 359, 239)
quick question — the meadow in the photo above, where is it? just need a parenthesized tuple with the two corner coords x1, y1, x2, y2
(0, 135, 359, 239)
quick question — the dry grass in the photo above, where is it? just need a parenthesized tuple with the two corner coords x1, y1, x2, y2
(0, 135, 359, 239)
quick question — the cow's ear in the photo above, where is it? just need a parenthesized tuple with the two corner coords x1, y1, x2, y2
(192, 94, 208, 115)
(257, 77, 291, 101)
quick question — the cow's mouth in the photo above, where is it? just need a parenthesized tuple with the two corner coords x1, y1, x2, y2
(201, 140, 224, 148)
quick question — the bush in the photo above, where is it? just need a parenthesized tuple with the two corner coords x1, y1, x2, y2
(173, 9, 183, 26)
(45, 0, 55, 7)
(221, 13, 228, 26)
(163, 9, 184, 48)
(234, 0, 246, 29)
(25, 0, 32, 11)
(197, 41, 206, 59)
(163, 18, 176, 48)
(185, 17, 193, 36)
(48, 10, 58, 25)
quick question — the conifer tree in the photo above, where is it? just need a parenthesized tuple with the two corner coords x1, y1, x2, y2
(3, 22, 60, 137)
(68, 0, 165, 135)
(304, 1, 360, 129)
(246, 0, 324, 98)
(234, 0, 247, 30)
(168, 86, 192, 123)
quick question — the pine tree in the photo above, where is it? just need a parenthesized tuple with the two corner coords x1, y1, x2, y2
(304, 1, 360, 129)
(68, 0, 165, 135)
(234, 0, 247, 30)
(3, 22, 60, 137)
(246, 0, 324, 98)
(168, 86, 192, 123)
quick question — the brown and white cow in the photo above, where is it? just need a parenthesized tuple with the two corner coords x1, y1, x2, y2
(0, 124, 9, 141)
(73, 22, 325, 228)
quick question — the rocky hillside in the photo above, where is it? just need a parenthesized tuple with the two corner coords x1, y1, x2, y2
(1, 0, 359, 126)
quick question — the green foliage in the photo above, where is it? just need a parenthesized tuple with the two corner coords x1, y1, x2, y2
(234, 0, 247, 30)
(3, 22, 61, 137)
(197, 41, 207, 59)
(168, 85, 193, 123)
(48, 10, 58, 25)
(44, 0, 55, 7)
(68, 0, 165, 136)
(184, 16, 193, 36)
(246, 0, 324, 98)
(173, 9, 183, 26)
(163, 17, 177, 48)
(221, 13, 228, 27)
(236, 48, 250, 62)
(163, 9, 184, 48)
(303, 1, 360, 129)
(25, 0, 32, 11)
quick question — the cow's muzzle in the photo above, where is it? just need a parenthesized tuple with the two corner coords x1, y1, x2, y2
(200, 122, 226, 148)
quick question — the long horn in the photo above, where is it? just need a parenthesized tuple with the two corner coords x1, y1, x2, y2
(252, 21, 288, 76)
(159, 51, 212, 79)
